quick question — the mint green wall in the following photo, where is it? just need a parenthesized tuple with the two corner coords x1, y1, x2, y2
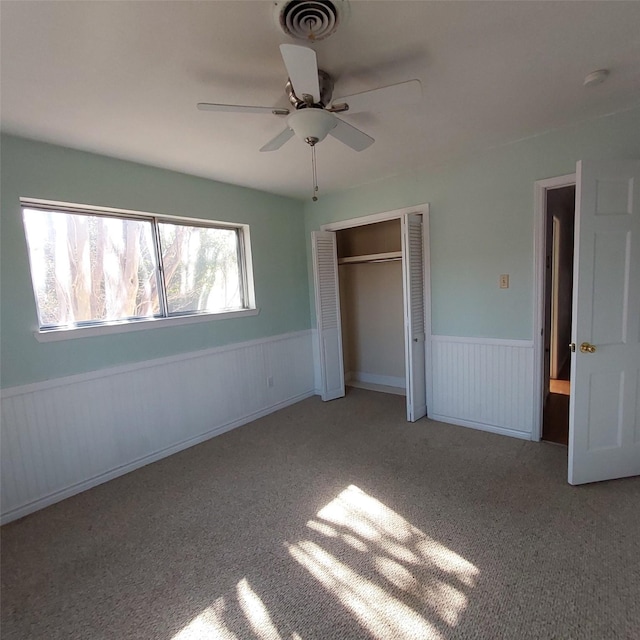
(4, 109, 639, 387)
(304, 108, 640, 340)
(0, 135, 310, 388)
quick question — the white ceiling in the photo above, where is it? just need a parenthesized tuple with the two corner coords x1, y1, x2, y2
(2, 1, 639, 200)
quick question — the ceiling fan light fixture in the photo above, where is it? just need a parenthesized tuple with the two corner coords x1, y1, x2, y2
(287, 109, 336, 146)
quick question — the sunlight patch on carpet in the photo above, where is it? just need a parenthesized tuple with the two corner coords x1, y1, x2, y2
(172, 597, 238, 640)
(237, 578, 284, 640)
(288, 484, 479, 637)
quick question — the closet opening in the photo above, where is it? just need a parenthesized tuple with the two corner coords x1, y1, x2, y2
(541, 184, 576, 445)
(336, 219, 406, 396)
(313, 204, 429, 421)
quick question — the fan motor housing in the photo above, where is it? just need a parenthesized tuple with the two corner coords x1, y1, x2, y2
(286, 70, 334, 109)
(274, 0, 344, 42)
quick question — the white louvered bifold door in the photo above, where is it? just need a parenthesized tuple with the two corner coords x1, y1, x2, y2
(401, 213, 427, 421)
(312, 231, 345, 401)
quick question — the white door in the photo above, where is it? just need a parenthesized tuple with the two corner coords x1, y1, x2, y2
(568, 159, 640, 485)
(311, 231, 345, 401)
(401, 213, 427, 422)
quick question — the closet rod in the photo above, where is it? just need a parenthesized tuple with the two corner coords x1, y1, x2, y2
(338, 250, 402, 265)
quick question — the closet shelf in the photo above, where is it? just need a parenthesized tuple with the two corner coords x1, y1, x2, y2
(338, 251, 402, 265)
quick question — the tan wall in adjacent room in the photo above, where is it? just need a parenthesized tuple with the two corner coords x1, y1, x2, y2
(339, 260, 405, 381)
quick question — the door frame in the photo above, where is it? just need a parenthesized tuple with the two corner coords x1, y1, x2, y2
(320, 204, 428, 232)
(532, 174, 576, 441)
(320, 203, 432, 412)
(550, 214, 562, 380)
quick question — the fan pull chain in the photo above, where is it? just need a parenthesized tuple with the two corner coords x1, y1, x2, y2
(311, 145, 319, 201)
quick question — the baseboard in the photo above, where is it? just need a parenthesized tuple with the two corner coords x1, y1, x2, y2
(347, 379, 406, 396)
(428, 413, 533, 441)
(347, 371, 405, 389)
(1, 390, 314, 525)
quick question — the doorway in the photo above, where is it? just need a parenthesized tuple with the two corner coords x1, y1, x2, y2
(542, 185, 575, 445)
(336, 219, 406, 397)
(533, 161, 640, 484)
(312, 204, 430, 422)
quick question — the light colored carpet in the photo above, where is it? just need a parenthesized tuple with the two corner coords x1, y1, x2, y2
(2, 388, 639, 639)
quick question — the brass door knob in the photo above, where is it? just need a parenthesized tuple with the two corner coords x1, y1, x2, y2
(580, 342, 597, 354)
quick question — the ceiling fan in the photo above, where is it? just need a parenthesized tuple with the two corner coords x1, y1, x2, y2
(197, 44, 422, 153)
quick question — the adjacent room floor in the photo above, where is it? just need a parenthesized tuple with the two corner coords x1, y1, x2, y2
(2, 389, 638, 639)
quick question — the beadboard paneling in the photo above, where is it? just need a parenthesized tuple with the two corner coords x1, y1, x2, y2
(1, 331, 314, 524)
(429, 336, 534, 438)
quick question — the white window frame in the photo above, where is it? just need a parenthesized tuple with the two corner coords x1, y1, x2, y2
(21, 198, 258, 342)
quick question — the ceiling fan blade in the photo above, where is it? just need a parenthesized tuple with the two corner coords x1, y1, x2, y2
(333, 79, 422, 114)
(259, 127, 295, 152)
(279, 44, 320, 103)
(329, 118, 374, 152)
(198, 103, 289, 115)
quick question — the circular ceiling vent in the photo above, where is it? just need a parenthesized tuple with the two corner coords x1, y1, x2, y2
(275, 0, 342, 42)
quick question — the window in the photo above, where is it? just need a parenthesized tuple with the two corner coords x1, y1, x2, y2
(21, 200, 255, 333)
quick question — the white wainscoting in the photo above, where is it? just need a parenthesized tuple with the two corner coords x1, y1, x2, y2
(1, 330, 314, 524)
(312, 328, 322, 394)
(429, 335, 535, 439)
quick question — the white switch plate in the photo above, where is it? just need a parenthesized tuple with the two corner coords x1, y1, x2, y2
(499, 274, 509, 289)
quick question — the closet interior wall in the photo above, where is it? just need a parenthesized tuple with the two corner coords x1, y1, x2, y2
(336, 220, 405, 394)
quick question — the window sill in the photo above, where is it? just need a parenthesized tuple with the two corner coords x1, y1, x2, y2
(33, 308, 260, 343)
